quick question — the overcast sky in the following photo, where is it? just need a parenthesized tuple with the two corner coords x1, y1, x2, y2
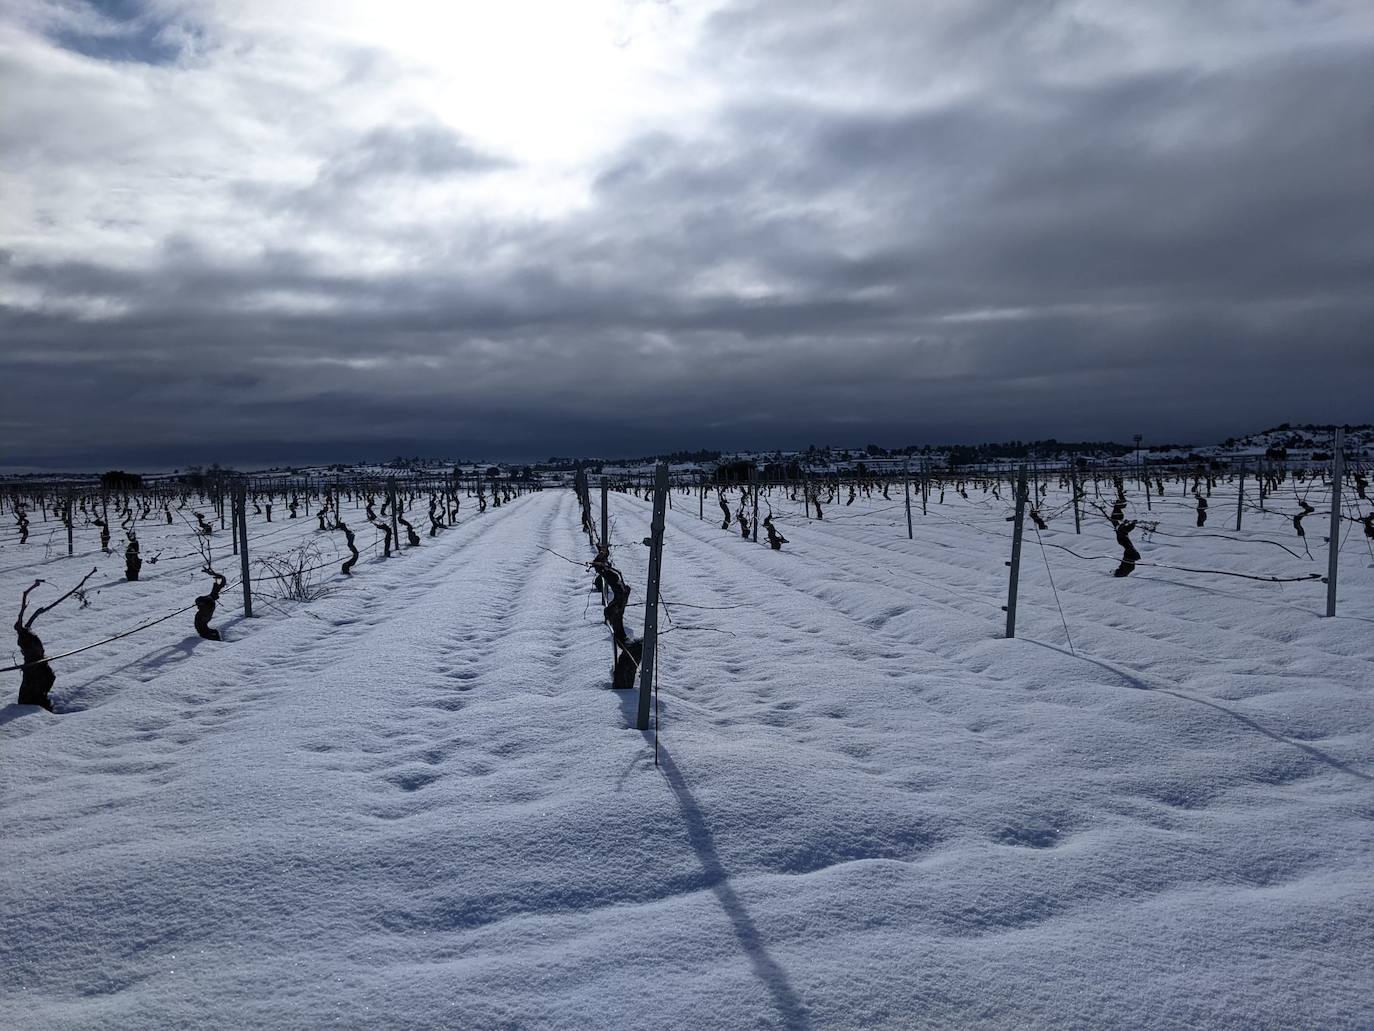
(1, 0, 1371, 467)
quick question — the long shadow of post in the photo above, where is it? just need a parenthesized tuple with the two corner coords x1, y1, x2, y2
(656, 744, 813, 1030)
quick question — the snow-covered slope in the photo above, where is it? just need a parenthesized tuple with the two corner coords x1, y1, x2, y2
(2, 483, 1371, 1029)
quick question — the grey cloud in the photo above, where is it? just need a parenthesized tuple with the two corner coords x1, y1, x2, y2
(232, 121, 513, 218)
(317, 123, 511, 189)
(42, 0, 203, 65)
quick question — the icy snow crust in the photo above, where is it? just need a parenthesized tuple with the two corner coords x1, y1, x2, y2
(2, 486, 1372, 1029)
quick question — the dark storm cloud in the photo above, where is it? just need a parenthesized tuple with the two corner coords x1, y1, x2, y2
(1, 0, 1371, 468)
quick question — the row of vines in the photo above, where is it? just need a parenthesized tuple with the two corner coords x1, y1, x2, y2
(2, 472, 537, 710)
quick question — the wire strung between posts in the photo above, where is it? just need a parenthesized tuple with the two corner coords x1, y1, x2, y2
(659, 597, 743, 612)
(1033, 526, 1075, 656)
(0, 576, 243, 673)
(1142, 527, 1307, 560)
(1135, 562, 1321, 583)
(1035, 535, 1322, 583)
(0, 527, 403, 674)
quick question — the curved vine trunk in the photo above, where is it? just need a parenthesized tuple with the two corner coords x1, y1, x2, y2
(764, 514, 787, 550)
(592, 545, 632, 646)
(719, 492, 731, 530)
(398, 514, 421, 547)
(1113, 520, 1141, 578)
(373, 521, 393, 558)
(193, 570, 227, 641)
(336, 521, 359, 574)
(14, 568, 97, 709)
(591, 543, 640, 690)
(1293, 499, 1314, 537)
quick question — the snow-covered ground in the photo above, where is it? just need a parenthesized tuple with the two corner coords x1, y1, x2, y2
(2, 480, 1372, 1029)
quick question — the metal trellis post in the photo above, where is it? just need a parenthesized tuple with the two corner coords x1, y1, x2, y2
(236, 486, 253, 618)
(1326, 428, 1344, 617)
(1235, 460, 1245, 532)
(637, 462, 669, 732)
(388, 477, 400, 551)
(751, 464, 759, 543)
(600, 480, 609, 547)
(1004, 464, 1028, 639)
(904, 458, 914, 539)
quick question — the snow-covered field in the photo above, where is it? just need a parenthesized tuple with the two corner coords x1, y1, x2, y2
(2, 480, 1372, 1029)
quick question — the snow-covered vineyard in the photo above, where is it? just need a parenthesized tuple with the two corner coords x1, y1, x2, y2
(2, 462, 1372, 1029)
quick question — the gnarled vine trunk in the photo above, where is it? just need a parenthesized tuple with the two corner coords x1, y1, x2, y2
(124, 532, 142, 581)
(14, 568, 97, 709)
(193, 569, 227, 641)
(336, 521, 359, 574)
(1113, 520, 1141, 578)
(764, 514, 787, 550)
(373, 521, 393, 558)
